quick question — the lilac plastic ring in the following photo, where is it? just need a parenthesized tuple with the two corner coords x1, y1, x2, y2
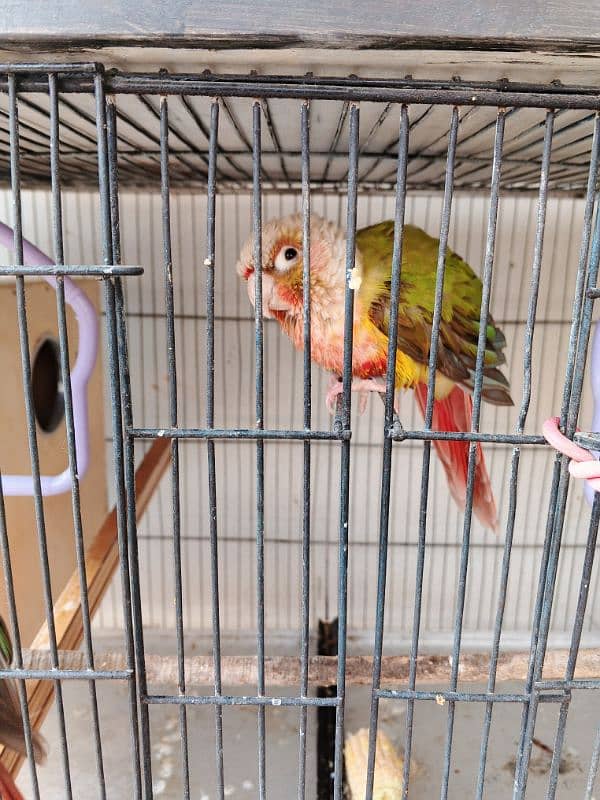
(0, 221, 98, 496)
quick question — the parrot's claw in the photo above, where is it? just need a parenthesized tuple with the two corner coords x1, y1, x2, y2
(358, 392, 369, 415)
(325, 376, 388, 415)
(326, 376, 344, 414)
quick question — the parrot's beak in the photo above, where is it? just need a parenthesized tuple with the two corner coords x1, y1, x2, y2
(246, 272, 293, 319)
(246, 273, 272, 317)
(246, 272, 256, 308)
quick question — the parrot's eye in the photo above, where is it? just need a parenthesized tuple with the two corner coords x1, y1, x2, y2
(274, 245, 300, 272)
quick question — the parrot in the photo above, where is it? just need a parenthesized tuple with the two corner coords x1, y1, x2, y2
(236, 213, 513, 531)
(0, 616, 46, 800)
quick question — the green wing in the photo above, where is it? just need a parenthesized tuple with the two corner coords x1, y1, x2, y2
(356, 220, 512, 405)
(0, 616, 13, 665)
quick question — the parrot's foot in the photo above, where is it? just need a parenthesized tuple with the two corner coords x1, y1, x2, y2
(325, 376, 387, 415)
(326, 376, 344, 414)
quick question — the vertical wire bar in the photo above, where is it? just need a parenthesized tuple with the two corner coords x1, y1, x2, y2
(513, 113, 600, 793)
(104, 107, 154, 800)
(205, 99, 225, 800)
(322, 102, 350, 184)
(585, 724, 600, 800)
(514, 122, 600, 800)
(0, 481, 40, 797)
(48, 71, 107, 799)
(565, 235, 600, 425)
(159, 95, 190, 799)
(98, 71, 152, 799)
(475, 110, 554, 800)
(560, 118, 600, 422)
(106, 97, 144, 800)
(95, 73, 148, 800)
(544, 494, 600, 798)
(0, 74, 41, 800)
(513, 488, 561, 792)
(252, 100, 267, 800)
(297, 98, 311, 800)
(332, 102, 360, 800)
(364, 103, 409, 800)
(8, 71, 73, 799)
(440, 109, 505, 800)
(400, 106, 459, 800)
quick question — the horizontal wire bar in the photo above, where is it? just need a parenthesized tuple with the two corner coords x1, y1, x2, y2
(0, 171, 589, 194)
(4, 72, 600, 110)
(128, 427, 550, 445)
(102, 310, 576, 326)
(4, 66, 600, 97)
(0, 62, 98, 73)
(129, 427, 350, 441)
(131, 532, 600, 550)
(534, 679, 600, 690)
(0, 264, 143, 277)
(143, 694, 340, 707)
(71, 80, 600, 111)
(376, 689, 566, 703)
(0, 668, 131, 680)
(0, 141, 586, 173)
(391, 428, 547, 445)
(9, 144, 587, 169)
(112, 435, 538, 454)
(100, 71, 600, 96)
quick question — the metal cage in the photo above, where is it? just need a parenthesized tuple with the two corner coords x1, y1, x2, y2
(0, 62, 599, 800)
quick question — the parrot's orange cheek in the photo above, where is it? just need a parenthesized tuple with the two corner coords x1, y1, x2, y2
(274, 281, 302, 311)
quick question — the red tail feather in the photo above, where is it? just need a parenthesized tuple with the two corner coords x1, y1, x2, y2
(0, 761, 24, 800)
(414, 383, 497, 531)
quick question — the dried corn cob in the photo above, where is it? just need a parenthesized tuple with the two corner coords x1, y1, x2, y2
(345, 727, 404, 799)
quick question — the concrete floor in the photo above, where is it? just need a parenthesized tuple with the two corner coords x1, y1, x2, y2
(16, 636, 599, 799)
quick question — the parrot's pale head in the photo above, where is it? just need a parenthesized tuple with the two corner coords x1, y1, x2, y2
(236, 213, 352, 323)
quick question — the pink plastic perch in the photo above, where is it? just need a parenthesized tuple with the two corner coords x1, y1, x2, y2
(0, 221, 98, 496)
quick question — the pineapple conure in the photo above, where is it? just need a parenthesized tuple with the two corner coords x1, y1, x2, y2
(237, 214, 513, 531)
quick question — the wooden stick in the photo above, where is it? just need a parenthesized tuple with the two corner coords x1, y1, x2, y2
(13, 647, 600, 687)
(1, 438, 171, 777)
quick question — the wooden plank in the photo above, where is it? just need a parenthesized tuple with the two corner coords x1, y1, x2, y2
(10, 647, 600, 686)
(0, 437, 170, 777)
(1, 0, 600, 52)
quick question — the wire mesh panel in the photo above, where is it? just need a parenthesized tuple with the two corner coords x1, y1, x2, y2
(0, 66, 145, 800)
(0, 64, 599, 800)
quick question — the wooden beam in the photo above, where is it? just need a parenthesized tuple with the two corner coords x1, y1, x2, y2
(1, 437, 170, 777)
(12, 646, 600, 687)
(2, 0, 600, 53)
(29, 438, 170, 655)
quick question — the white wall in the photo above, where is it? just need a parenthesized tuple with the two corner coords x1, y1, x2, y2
(1, 187, 598, 651)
